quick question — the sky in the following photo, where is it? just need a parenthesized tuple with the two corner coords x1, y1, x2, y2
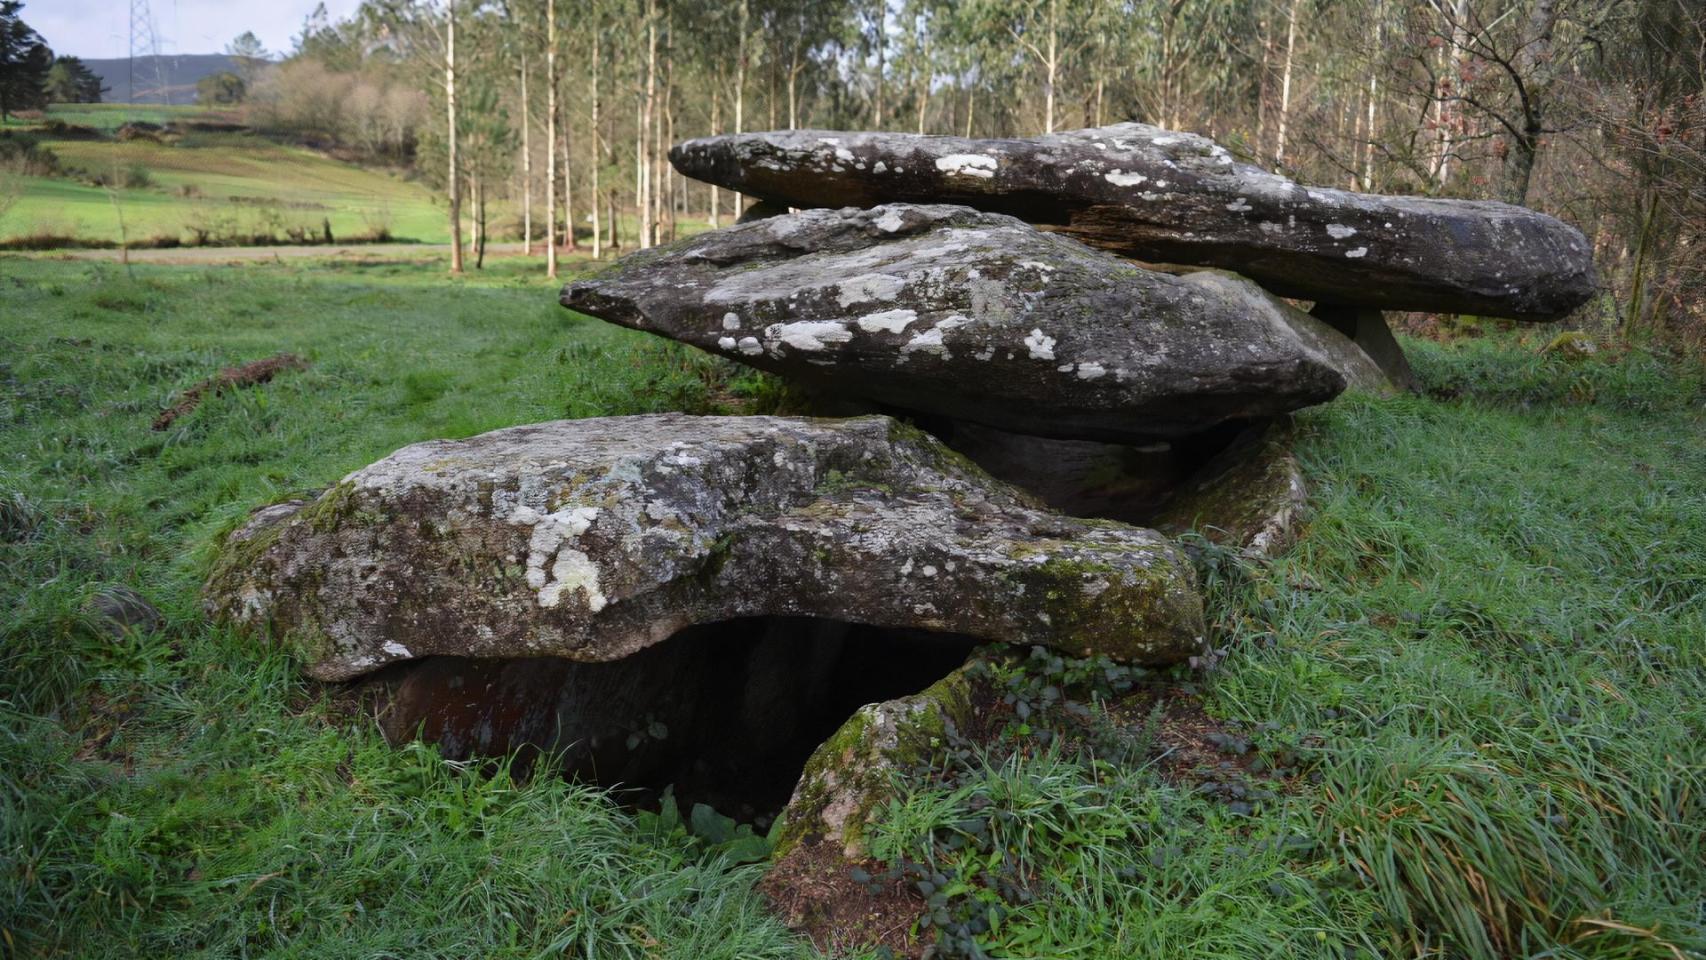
(24, 0, 364, 60)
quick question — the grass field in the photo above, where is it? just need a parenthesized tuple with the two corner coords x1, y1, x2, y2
(3, 124, 449, 247)
(2, 255, 1702, 958)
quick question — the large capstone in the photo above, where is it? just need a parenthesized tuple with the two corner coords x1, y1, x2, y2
(204, 414, 1205, 680)
(670, 125, 1596, 320)
(561, 204, 1379, 442)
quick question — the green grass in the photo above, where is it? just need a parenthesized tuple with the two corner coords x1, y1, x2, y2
(2, 256, 1702, 958)
(3, 130, 448, 246)
(861, 339, 1706, 958)
(40, 103, 234, 132)
(0, 256, 793, 957)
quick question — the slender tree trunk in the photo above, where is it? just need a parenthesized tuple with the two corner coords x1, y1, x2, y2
(768, 44, 778, 129)
(1363, 1, 1380, 190)
(640, 0, 657, 250)
(475, 171, 487, 268)
(660, 10, 673, 244)
(1502, 0, 1554, 205)
(874, 0, 886, 128)
(787, 44, 800, 129)
(1256, 10, 1272, 159)
(446, 5, 464, 275)
(1438, 0, 1468, 187)
(1044, 0, 1057, 133)
(1274, 0, 1300, 169)
(545, 0, 558, 277)
(735, 0, 747, 211)
(709, 87, 721, 227)
(564, 59, 577, 253)
(521, 47, 532, 255)
(591, 24, 602, 259)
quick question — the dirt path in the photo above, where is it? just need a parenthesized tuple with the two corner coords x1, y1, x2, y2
(15, 242, 532, 265)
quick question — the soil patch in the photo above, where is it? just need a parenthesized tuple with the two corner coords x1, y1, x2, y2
(153, 353, 308, 430)
(760, 840, 926, 958)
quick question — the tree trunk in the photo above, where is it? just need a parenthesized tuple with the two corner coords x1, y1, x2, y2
(446, 5, 464, 275)
(709, 88, 721, 228)
(475, 172, 487, 268)
(874, 0, 886, 128)
(735, 0, 748, 211)
(1502, 0, 1555, 206)
(660, 10, 673, 244)
(1256, 10, 1272, 160)
(1274, 0, 1300, 169)
(521, 47, 532, 256)
(1044, 0, 1057, 134)
(640, 0, 657, 250)
(591, 23, 602, 260)
(1362, 0, 1380, 190)
(564, 59, 577, 253)
(1438, 0, 1468, 187)
(545, 0, 558, 277)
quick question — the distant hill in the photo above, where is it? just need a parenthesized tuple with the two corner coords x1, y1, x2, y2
(79, 54, 246, 105)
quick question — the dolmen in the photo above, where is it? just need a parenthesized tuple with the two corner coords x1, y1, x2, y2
(206, 122, 1595, 857)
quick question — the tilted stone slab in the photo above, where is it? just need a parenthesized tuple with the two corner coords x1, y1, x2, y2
(561, 204, 1371, 442)
(669, 124, 1596, 320)
(204, 414, 1205, 680)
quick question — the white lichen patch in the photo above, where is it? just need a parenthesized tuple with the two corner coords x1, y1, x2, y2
(722, 312, 742, 330)
(836, 272, 906, 306)
(1077, 361, 1107, 380)
(510, 504, 605, 611)
(901, 315, 966, 357)
(934, 153, 998, 179)
(1024, 328, 1057, 360)
(1225, 197, 1253, 212)
(770, 320, 854, 352)
(381, 640, 412, 658)
(717, 336, 738, 351)
(856, 308, 918, 334)
(873, 160, 888, 173)
(1326, 223, 1357, 240)
(1105, 170, 1146, 187)
(1259, 221, 1285, 234)
(873, 207, 906, 232)
(737, 336, 764, 355)
(540, 549, 604, 611)
(1345, 247, 1369, 258)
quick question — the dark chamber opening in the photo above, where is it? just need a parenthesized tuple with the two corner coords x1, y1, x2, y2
(905, 411, 1264, 525)
(379, 617, 982, 823)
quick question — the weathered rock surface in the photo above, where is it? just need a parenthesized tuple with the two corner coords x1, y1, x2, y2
(205, 414, 1204, 680)
(779, 659, 983, 857)
(561, 204, 1375, 441)
(670, 125, 1596, 320)
(1155, 422, 1308, 559)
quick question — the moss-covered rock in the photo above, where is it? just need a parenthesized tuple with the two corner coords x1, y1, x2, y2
(777, 659, 981, 858)
(203, 413, 1204, 681)
(1154, 422, 1307, 559)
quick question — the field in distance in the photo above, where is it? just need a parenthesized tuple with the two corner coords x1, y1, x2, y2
(1, 104, 453, 248)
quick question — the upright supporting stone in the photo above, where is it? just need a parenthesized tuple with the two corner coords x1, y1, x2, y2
(1309, 303, 1421, 394)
